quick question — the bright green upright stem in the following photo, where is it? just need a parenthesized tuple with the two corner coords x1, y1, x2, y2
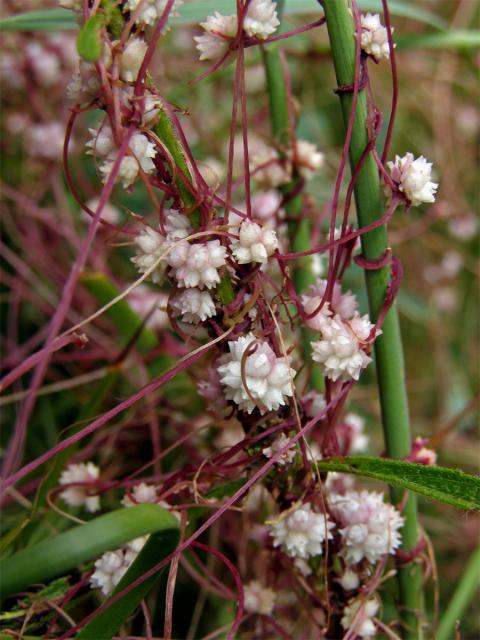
(262, 42, 323, 392)
(321, 1, 422, 637)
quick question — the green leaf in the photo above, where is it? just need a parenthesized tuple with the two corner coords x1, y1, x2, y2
(76, 14, 105, 62)
(315, 457, 480, 510)
(0, 8, 76, 32)
(77, 525, 180, 639)
(0, 0, 446, 34)
(0, 505, 179, 597)
(81, 272, 158, 353)
(397, 30, 480, 50)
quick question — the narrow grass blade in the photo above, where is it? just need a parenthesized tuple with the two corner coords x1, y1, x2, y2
(76, 525, 180, 639)
(0, 505, 179, 597)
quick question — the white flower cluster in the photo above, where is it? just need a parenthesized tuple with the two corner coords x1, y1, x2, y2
(311, 312, 378, 382)
(194, 1, 279, 61)
(87, 125, 157, 189)
(169, 239, 227, 289)
(302, 279, 358, 328)
(244, 580, 276, 615)
(341, 596, 379, 639)
(90, 536, 147, 595)
(289, 139, 325, 180)
(125, 0, 183, 28)
(269, 503, 334, 559)
(217, 333, 295, 414)
(360, 13, 392, 62)
(59, 462, 100, 513)
(388, 152, 438, 207)
(329, 490, 404, 564)
(342, 413, 369, 454)
(232, 219, 278, 264)
(251, 145, 291, 188)
(170, 288, 216, 323)
(262, 433, 296, 466)
(122, 482, 158, 507)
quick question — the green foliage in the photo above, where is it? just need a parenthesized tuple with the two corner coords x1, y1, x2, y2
(77, 525, 180, 639)
(316, 457, 480, 510)
(0, 505, 179, 597)
(76, 14, 105, 63)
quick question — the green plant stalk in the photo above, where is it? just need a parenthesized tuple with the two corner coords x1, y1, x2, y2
(262, 42, 323, 392)
(321, 1, 422, 637)
(437, 546, 480, 640)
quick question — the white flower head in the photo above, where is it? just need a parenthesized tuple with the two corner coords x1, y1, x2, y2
(311, 312, 378, 382)
(122, 482, 157, 507)
(360, 13, 392, 62)
(262, 433, 296, 466)
(304, 279, 358, 322)
(243, 0, 280, 39)
(30, 123, 65, 161)
(99, 132, 157, 188)
(90, 536, 148, 595)
(59, 462, 100, 512)
(171, 288, 216, 323)
(289, 139, 324, 180)
(251, 190, 282, 223)
(388, 152, 438, 207)
(341, 596, 379, 639)
(194, 12, 238, 61)
(128, 285, 169, 330)
(338, 568, 360, 591)
(342, 413, 369, 453)
(251, 146, 291, 188)
(244, 580, 276, 615)
(132, 226, 167, 283)
(125, 0, 183, 28)
(232, 219, 278, 264)
(217, 333, 296, 414)
(86, 124, 114, 159)
(330, 490, 404, 564)
(120, 37, 148, 82)
(269, 503, 335, 559)
(25, 42, 60, 87)
(169, 239, 227, 289)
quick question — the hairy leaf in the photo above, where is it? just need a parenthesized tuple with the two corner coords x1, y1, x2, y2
(315, 457, 480, 510)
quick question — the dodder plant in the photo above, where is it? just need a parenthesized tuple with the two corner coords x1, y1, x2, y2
(0, 1, 478, 639)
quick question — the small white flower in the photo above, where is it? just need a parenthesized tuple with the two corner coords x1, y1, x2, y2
(194, 12, 238, 61)
(84, 197, 121, 225)
(243, 0, 280, 40)
(360, 13, 392, 62)
(100, 132, 157, 188)
(269, 503, 335, 559)
(294, 557, 312, 576)
(303, 279, 358, 324)
(311, 312, 378, 382)
(59, 462, 100, 513)
(262, 433, 296, 466)
(388, 152, 438, 207)
(120, 37, 148, 82)
(338, 568, 360, 591)
(122, 482, 157, 507)
(342, 413, 369, 453)
(341, 596, 379, 639)
(289, 140, 324, 180)
(125, 0, 183, 28)
(329, 490, 404, 565)
(251, 146, 291, 188)
(232, 219, 278, 264)
(86, 124, 114, 159)
(171, 288, 216, 323)
(90, 536, 148, 595)
(244, 580, 276, 615)
(169, 240, 227, 289)
(131, 226, 167, 283)
(302, 391, 327, 419)
(217, 333, 296, 414)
